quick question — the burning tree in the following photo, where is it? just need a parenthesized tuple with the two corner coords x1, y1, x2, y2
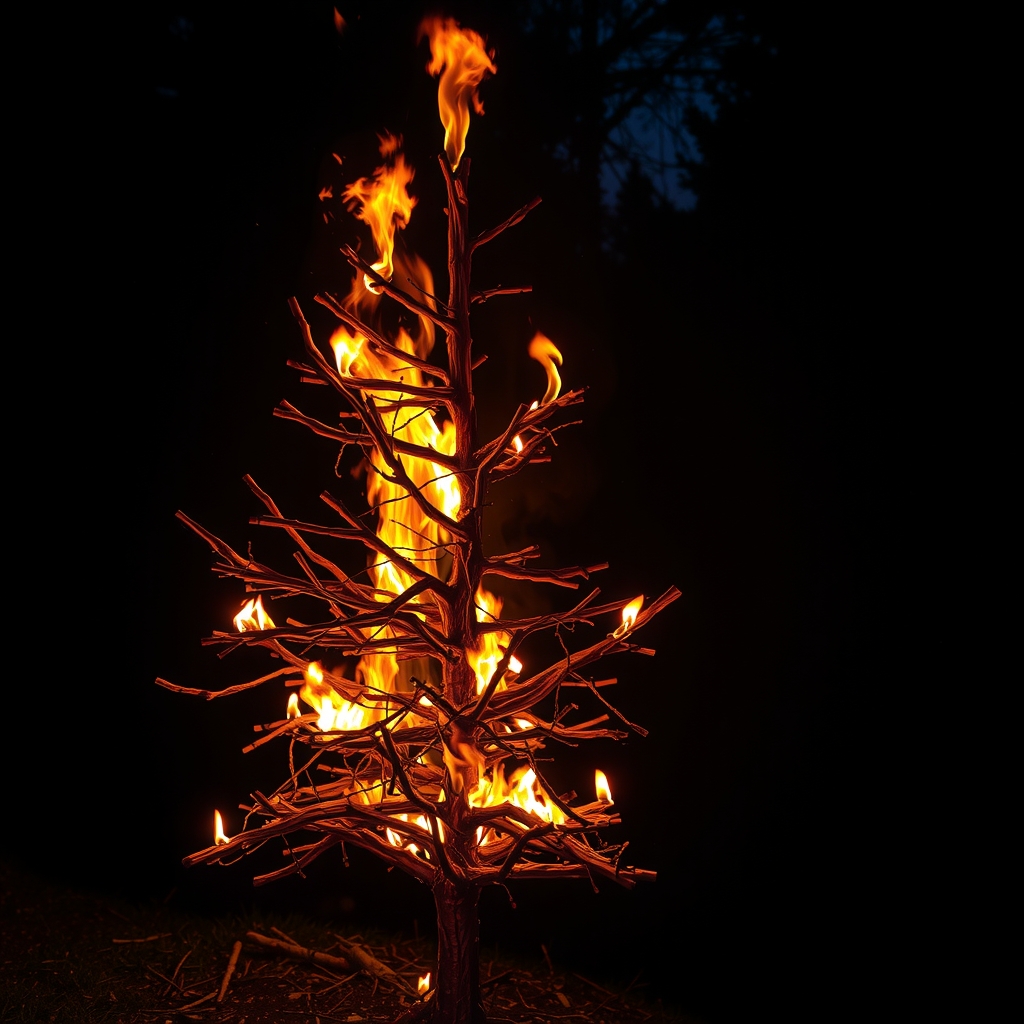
(160, 18, 679, 1024)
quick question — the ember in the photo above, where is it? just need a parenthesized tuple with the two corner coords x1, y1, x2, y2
(158, 17, 678, 1024)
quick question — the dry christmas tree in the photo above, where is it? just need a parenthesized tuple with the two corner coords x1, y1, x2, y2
(159, 19, 679, 1024)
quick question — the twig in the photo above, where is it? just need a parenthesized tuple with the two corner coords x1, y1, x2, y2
(333, 934, 417, 996)
(174, 990, 217, 1011)
(245, 930, 353, 972)
(471, 196, 542, 250)
(217, 939, 242, 1002)
(571, 971, 614, 996)
(471, 284, 533, 304)
(541, 943, 555, 975)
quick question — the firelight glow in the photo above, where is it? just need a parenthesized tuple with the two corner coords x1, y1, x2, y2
(595, 770, 613, 804)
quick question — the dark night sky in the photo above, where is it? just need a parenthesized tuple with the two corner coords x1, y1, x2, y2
(9, 4, 886, 1021)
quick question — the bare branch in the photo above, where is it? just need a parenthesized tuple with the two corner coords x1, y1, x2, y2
(471, 196, 542, 251)
(340, 245, 453, 332)
(471, 285, 533, 304)
(155, 665, 300, 701)
(314, 292, 450, 384)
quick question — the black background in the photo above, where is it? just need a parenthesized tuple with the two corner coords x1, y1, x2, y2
(10, 4, 885, 1021)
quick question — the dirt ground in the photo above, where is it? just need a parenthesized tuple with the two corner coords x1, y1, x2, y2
(1, 862, 700, 1024)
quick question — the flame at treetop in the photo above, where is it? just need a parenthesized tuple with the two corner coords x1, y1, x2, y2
(419, 17, 496, 169)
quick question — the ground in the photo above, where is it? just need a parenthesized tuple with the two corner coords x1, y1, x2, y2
(1, 863, 700, 1024)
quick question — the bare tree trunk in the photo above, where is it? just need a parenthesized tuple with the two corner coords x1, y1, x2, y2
(431, 877, 484, 1024)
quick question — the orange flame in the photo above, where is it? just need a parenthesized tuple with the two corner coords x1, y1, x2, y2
(613, 596, 644, 638)
(419, 18, 496, 169)
(214, 810, 229, 845)
(330, 326, 365, 376)
(301, 661, 371, 734)
(595, 770, 613, 804)
(528, 332, 563, 404)
(233, 595, 274, 633)
(286, 693, 300, 720)
(468, 764, 566, 826)
(418, 973, 431, 995)
(343, 134, 416, 292)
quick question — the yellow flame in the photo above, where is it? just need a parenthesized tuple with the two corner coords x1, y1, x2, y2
(469, 589, 523, 696)
(419, 17, 496, 169)
(595, 770, 613, 804)
(443, 728, 485, 795)
(286, 693, 300, 719)
(233, 595, 274, 632)
(214, 810, 229, 845)
(613, 595, 644, 638)
(331, 327, 365, 375)
(418, 973, 431, 995)
(467, 765, 566, 826)
(528, 332, 563, 404)
(384, 814, 440, 861)
(301, 661, 370, 734)
(342, 134, 416, 291)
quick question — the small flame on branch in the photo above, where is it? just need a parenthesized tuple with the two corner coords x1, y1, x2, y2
(419, 17, 496, 169)
(214, 810, 229, 845)
(613, 595, 644, 638)
(286, 693, 300, 720)
(595, 770, 613, 804)
(418, 973, 431, 995)
(234, 596, 274, 633)
(528, 332, 563, 405)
